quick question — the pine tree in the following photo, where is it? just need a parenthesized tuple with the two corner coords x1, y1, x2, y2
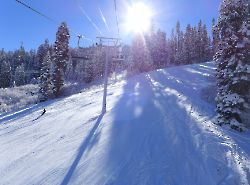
(190, 26, 199, 63)
(168, 29, 177, 65)
(146, 29, 167, 69)
(144, 26, 156, 69)
(155, 29, 167, 68)
(39, 51, 53, 102)
(183, 24, 192, 64)
(85, 57, 94, 83)
(52, 22, 70, 97)
(215, 0, 250, 130)
(212, 18, 220, 55)
(36, 40, 50, 79)
(176, 21, 181, 52)
(14, 64, 25, 86)
(18, 44, 26, 66)
(201, 24, 210, 62)
(93, 47, 105, 78)
(26, 49, 37, 83)
(197, 20, 203, 61)
(0, 60, 11, 88)
(175, 21, 183, 65)
(131, 34, 151, 73)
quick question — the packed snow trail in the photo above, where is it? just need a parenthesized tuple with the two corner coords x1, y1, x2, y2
(0, 62, 249, 185)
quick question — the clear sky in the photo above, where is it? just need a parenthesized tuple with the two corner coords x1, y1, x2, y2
(0, 0, 221, 51)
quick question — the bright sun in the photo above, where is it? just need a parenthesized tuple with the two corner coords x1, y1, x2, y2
(125, 2, 153, 33)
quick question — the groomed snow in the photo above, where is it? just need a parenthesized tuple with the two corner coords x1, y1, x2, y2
(0, 62, 249, 185)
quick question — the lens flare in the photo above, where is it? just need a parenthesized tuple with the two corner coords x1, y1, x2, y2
(125, 2, 153, 33)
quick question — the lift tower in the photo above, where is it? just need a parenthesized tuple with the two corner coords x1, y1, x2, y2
(96, 37, 122, 113)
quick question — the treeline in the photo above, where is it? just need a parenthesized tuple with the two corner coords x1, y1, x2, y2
(0, 22, 70, 101)
(125, 20, 215, 74)
(67, 20, 215, 81)
(0, 47, 37, 88)
(0, 19, 215, 101)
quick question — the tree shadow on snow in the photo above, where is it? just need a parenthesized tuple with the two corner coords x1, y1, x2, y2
(60, 113, 104, 185)
(100, 74, 210, 185)
(101, 68, 246, 185)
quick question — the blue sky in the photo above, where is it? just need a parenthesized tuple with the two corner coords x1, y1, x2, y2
(0, 0, 221, 51)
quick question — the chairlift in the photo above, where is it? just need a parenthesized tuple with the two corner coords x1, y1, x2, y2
(77, 35, 84, 48)
(112, 54, 124, 61)
(112, 42, 124, 61)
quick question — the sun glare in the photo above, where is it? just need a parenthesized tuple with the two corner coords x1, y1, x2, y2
(125, 2, 153, 33)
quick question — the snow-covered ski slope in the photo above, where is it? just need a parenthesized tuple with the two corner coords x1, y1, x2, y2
(0, 62, 249, 185)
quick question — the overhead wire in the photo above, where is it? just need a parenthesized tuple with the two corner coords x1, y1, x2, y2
(76, 0, 122, 42)
(113, 0, 120, 39)
(15, 0, 57, 23)
(15, 0, 94, 44)
(16, 0, 122, 46)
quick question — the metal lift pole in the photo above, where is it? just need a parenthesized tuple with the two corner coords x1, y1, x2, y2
(97, 37, 121, 114)
(102, 47, 109, 113)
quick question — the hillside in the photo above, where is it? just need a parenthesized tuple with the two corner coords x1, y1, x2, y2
(0, 62, 249, 185)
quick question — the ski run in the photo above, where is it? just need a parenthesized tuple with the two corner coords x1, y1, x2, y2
(0, 62, 249, 185)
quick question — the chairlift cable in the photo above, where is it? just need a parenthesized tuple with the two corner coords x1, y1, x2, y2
(15, 0, 94, 44)
(113, 0, 120, 39)
(15, 0, 57, 23)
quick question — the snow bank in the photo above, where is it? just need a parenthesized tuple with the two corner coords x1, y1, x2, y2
(0, 84, 39, 114)
(0, 70, 127, 116)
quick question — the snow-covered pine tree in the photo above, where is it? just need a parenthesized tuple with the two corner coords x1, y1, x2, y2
(39, 51, 53, 102)
(26, 49, 37, 83)
(196, 20, 203, 62)
(168, 29, 177, 66)
(144, 25, 157, 69)
(201, 24, 210, 62)
(93, 46, 105, 79)
(85, 56, 95, 83)
(190, 26, 199, 63)
(14, 63, 25, 86)
(208, 36, 214, 60)
(0, 60, 11, 88)
(52, 22, 70, 97)
(183, 24, 192, 64)
(175, 21, 184, 65)
(36, 40, 50, 79)
(215, 0, 250, 130)
(212, 18, 220, 55)
(17, 44, 25, 66)
(155, 29, 167, 68)
(131, 34, 152, 73)
(146, 29, 167, 69)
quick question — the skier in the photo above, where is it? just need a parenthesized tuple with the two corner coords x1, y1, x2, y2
(41, 108, 46, 116)
(32, 108, 46, 121)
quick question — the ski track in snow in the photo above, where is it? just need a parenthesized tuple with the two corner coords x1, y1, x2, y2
(0, 62, 249, 185)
